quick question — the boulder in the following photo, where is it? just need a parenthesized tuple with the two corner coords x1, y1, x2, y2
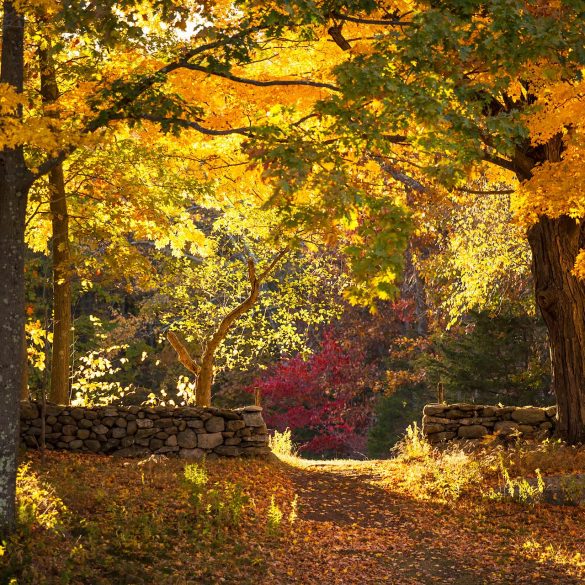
(205, 416, 225, 433)
(177, 430, 198, 449)
(457, 425, 488, 439)
(197, 432, 223, 450)
(511, 407, 546, 425)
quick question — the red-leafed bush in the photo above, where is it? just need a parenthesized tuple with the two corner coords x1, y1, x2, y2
(249, 330, 376, 458)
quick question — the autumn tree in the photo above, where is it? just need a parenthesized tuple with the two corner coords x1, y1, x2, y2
(250, 1, 585, 443)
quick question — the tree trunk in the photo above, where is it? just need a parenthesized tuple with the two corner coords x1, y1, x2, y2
(40, 48, 72, 405)
(0, 0, 27, 535)
(21, 332, 28, 400)
(528, 215, 585, 443)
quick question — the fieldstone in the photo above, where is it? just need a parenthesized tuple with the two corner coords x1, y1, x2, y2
(205, 416, 225, 433)
(224, 438, 242, 446)
(136, 438, 151, 447)
(197, 432, 223, 450)
(113, 446, 149, 458)
(136, 418, 154, 429)
(20, 402, 39, 419)
(77, 429, 91, 440)
(58, 415, 76, 425)
(458, 425, 488, 439)
(177, 429, 198, 449)
(176, 420, 187, 431)
(84, 411, 98, 420)
(149, 438, 164, 450)
(61, 425, 78, 436)
(540, 421, 553, 430)
(46, 415, 57, 425)
(214, 445, 241, 457)
(481, 406, 498, 417)
(165, 435, 178, 447)
(84, 439, 101, 452)
(511, 407, 547, 425)
(121, 436, 135, 447)
(243, 435, 268, 443)
(155, 432, 169, 440)
(78, 419, 93, 429)
(126, 421, 137, 435)
(427, 431, 456, 443)
(111, 427, 127, 439)
(156, 446, 180, 454)
(179, 448, 205, 460)
(241, 405, 263, 412)
(423, 415, 453, 425)
(226, 419, 245, 431)
(545, 406, 557, 418)
(69, 440, 83, 450)
(494, 421, 520, 434)
(423, 404, 449, 416)
(93, 424, 109, 435)
(70, 408, 85, 420)
(518, 425, 536, 435)
(158, 418, 174, 428)
(241, 446, 271, 456)
(187, 419, 204, 429)
(242, 412, 264, 427)
(44, 404, 62, 416)
(31, 418, 43, 427)
(424, 423, 447, 435)
(115, 417, 127, 428)
(136, 429, 157, 439)
(239, 428, 252, 437)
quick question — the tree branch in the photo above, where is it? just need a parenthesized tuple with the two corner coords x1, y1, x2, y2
(182, 63, 340, 92)
(167, 331, 201, 376)
(331, 11, 413, 27)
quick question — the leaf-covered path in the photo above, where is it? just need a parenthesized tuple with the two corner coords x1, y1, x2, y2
(4, 453, 585, 584)
(269, 460, 585, 585)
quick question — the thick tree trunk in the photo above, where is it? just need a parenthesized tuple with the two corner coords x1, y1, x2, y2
(40, 48, 72, 405)
(528, 215, 585, 444)
(0, 0, 27, 535)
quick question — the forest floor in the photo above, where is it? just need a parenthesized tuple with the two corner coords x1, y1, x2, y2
(2, 444, 585, 584)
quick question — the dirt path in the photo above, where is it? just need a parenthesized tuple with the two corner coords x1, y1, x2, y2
(264, 460, 585, 585)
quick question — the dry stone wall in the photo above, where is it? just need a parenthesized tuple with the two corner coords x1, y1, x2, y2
(422, 403, 557, 443)
(20, 401, 270, 459)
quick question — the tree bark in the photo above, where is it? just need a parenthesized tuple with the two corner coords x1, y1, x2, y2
(0, 0, 27, 535)
(528, 216, 585, 443)
(39, 48, 72, 405)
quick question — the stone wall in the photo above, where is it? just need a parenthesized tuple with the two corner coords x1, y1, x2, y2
(422, 403, 557, 443)
(20, 401, 270, 459)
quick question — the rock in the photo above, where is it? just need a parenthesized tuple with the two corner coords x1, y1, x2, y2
(46, 415, 57, 425)
(121, 437, 135, 447)
(179, 448, 205, 460)
(126, 421, 137, 435)
(240, 405, 263, 412)
(423, 415, 453, 425)
(156, 446, 180, 454)
(61, 424, 78, 436)
(224, 438, 242, 446)
(481, 406, 498, 417)
(136, 418, 154, 429)
(494, 421, 520, 434)
(511, 407, 547, 425)
(58, 415, 76, 425)
(158, 418, 174, 428)
(186, 419, 204, 428)
(93, 424, 109, 435)
(214, 446, 241, 457)
(197, 432, 223, 450)
(423, 404, 449, 416)
(518, 425, 536, 435)
(242, 412, 265, 427)
(226, 419, 245, 431)
(84, 439, 101, 452)
(540, 421, 553, 430)
(423, 423, 446, 435)
(70, 408, 85, 421)
(115, 417, 127, 427)
(165, 435, 178, 447)
(20, 402, 39, 420)
(149, 438, 164, 450)
(113, 446, 150, 458)
(449, 403, 479, 411)
(111, 427, 127, 439)
(205, 416, 225, 433)
(136, 429, 157, 439)
(69, 440, 83, 450)
(457, 425, 488, 439)
(545, 406, 557, 418)
(177, 430, 198, 449)
(78, 419, 93, 429)
(76, 429, 91, 440)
